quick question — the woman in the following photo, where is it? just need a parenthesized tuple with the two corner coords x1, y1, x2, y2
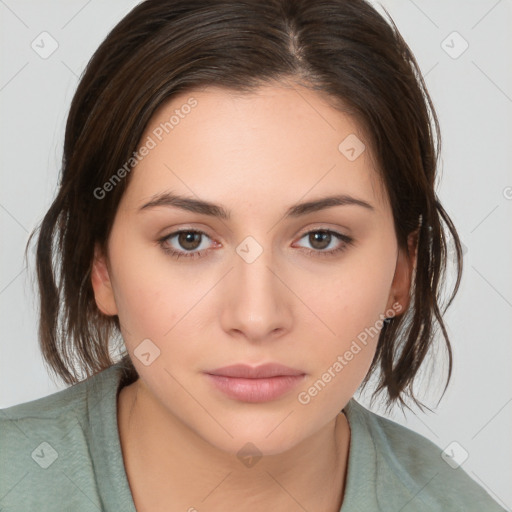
(0, 0, 506, 510)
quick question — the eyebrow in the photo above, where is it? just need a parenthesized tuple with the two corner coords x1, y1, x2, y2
(138, 191, 375, 219)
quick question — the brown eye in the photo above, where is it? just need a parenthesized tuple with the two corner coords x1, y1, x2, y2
(158, 230, 213, 260)
(295, 229, 354, 258)
(308, 231, 332, 250)
(177, 231, 202, 251)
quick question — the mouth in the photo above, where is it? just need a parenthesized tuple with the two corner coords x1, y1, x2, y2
(206, 363, 305, 379)
(204, 363, 306, 403)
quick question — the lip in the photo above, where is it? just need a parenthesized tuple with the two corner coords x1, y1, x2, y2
(207, 363, 305, 379)
(204, 363, 306, 403)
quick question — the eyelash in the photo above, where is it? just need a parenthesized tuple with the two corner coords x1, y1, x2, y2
(157, 229, 354, 260)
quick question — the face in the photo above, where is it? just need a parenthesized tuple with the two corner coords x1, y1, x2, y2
(92, 83, 414, 457)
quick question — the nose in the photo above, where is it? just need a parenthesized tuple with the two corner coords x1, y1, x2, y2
(220, 241, 293, 343)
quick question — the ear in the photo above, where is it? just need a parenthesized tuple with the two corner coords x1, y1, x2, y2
(385, 227, 419, 315)
(91, 243, 118, 316)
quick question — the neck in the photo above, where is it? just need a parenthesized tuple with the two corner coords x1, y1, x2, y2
(117, 379, 351, 512)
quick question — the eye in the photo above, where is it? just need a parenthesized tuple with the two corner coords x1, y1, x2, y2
(294, 229, 354, 257)
(158, 230, 215, 260)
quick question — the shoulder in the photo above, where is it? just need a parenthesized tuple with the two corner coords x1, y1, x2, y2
(0, 363, 124, 510)
(0, 361, 129, 426)
(0, 364, 114, 430)
(345, 399, 506, 512)
(0, 372, 91, 455)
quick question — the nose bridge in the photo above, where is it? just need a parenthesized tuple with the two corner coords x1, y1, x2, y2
(235, 234, 279, 309)
(222, 234, 290, 338)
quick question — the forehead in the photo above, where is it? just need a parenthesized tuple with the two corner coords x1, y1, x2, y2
(122, 84, 388, 214)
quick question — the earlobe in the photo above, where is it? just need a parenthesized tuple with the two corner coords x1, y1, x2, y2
(91, 243, 118, 316)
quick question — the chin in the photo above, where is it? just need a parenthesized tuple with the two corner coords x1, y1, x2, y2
(193, 415, 309, 459)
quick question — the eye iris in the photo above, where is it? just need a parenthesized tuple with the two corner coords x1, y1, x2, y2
(310, 231, 330, 250)
(178, 232, 201, 250)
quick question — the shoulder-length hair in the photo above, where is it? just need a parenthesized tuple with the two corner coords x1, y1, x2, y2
(26, 0, 463, 414)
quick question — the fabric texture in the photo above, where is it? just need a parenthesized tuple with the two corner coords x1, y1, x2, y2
(0, 360, 506, 511)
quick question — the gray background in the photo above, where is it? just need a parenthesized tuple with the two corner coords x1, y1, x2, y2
(1, 0, 511, 509)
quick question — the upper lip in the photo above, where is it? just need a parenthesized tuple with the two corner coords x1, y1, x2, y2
(206, 363, 305, 379)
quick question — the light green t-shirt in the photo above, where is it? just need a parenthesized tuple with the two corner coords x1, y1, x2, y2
(0, 360, 506, 511)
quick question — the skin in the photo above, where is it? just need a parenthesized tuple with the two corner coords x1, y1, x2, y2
(91, 82, 417, 512)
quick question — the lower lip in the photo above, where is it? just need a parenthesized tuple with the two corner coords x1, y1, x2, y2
(205, 373, 306, 403)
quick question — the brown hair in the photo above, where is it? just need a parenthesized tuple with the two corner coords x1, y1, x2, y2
(26, 0, 463, 414)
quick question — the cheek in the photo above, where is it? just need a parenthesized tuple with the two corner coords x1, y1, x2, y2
(106, 233, 180, 340)
(108, 253, 216, 365)
(306, 259, 394, 346)
(298, 248, 396, 387)
(294, 274, 391, 416)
